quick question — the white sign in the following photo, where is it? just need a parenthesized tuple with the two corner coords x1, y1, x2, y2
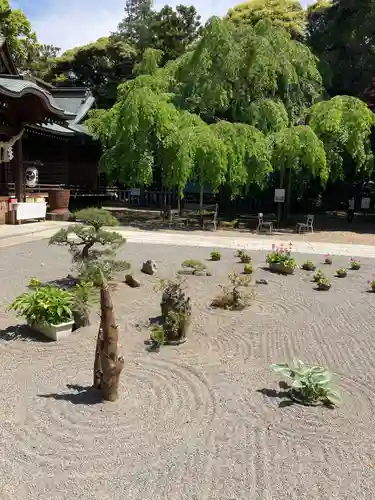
(361, 197, 370, 210)
(274, 188, 285, 203)
(130, 188, 141, 196)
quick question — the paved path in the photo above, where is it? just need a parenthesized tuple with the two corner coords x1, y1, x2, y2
(1, 221, 375, 258)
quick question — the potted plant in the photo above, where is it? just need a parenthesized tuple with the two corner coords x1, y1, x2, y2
(271, 360, 340, 406)
(301, 260, 316, 271)
(72, 281, 97, 329)
(336, 268, 347, 278)
(9, 286, 74, 341)
(368, 276, 375, 292)
(317, 276, 331, 290)
(313, 269, 325, 282)
(266, 244, 297, 274)
(210, 250, 221, 261)
(324, 253, 332, 265)
(349, 258, 361, 270)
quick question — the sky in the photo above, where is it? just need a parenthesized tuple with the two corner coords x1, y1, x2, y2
(11, 0, 311, 52)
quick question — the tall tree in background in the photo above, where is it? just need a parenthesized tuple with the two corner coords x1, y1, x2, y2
(117, 0, 154, 49)
(44, 37, 137, 108)
(0, 0, 38, 69)
(149, 5, 202, 64)
(307, 0, 375, 98)
(226, 0, 307, 40)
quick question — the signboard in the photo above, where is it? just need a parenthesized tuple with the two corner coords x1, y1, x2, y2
(361, 197, 370, 210)
(274, 188, 285, 203)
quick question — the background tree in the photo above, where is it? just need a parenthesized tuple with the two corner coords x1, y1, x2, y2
(148, 5, 202, 64)
(306, 96, 375, 181)
(117, 0, 154, 49)
(226, 0, 307, 40)
(0, 0, 38, 69)
(307, 0, 375, 97)
(44, 37, 137, 108)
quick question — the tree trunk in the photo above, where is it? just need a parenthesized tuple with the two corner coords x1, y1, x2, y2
(199, 186, 204, 210)
(93, 274, 124, 401)
(286, 167, 292, 222)
(277, 167, 284, 228)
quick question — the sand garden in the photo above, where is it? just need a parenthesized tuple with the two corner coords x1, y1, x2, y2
(0, 236, 374, 500)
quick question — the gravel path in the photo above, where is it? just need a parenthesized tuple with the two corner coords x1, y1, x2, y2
(0, 240, 374, 499)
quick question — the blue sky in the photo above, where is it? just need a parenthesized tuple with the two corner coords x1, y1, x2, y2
(11, 0, 311, 51)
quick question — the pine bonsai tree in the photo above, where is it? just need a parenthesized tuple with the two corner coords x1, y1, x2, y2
(49, 208, 129, 283)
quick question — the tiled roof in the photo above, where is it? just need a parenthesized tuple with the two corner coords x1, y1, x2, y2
(0, 76, 75, 119)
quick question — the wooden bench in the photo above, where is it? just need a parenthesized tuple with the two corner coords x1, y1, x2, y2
(181, 203, 218, 231)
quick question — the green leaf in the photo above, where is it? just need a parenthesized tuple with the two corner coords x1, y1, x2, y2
(325, 389, 341, 406)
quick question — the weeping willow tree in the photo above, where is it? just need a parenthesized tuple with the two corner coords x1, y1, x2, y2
(175, 17, 323, 124)
(87, 16, 374, 214)
(272, 125, 328, 218)
(306, 96, 375, 181)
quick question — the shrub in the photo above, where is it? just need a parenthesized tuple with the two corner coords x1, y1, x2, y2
(301, 260, 316, 271)
(349, 258, 361, 270)
(324, 253, 332, 265)
(158, 278, 191, 342)
(28, 277, 41, 289)
(149, 324, 165, 351)
(317, 276, 331, 290)
(367, 275, 375, 291)
(271, 360, 340, 406)
(211, 270, 254, 310)
(9, 286, 73, 326)
(313, 269, 325, 282)
(243, 263, 253, 274)
(210, 250, 221, 261)
(336, 268, 347, 278)
(181, 259, 207, 271)
(49, 208, 129, 284)
(72, 281, 97, 327)
(236, 249, 251, 263)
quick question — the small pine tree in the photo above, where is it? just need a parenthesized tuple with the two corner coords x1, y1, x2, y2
(49, 208, 129, 284)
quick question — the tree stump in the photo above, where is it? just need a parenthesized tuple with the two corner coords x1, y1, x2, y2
(92, 274, 124, 401)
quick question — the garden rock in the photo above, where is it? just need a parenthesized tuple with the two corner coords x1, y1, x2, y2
(256, 279, 268, 285)
(125, 274, 141, 288)
(142, 260, 157, 275)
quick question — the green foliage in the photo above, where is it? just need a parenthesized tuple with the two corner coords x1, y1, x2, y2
(306, 96, 375, 181)
(227, 0, 307, 40)
(349, 258, 360, 270)
(317, 275, 331, 290)
(149, 324, 165, 346)
(271, 359, 340, 406)
(9, 286, 73, 326)
(313, 269, 325, 282)
(211, 270, 254, 310)
(28, 277, 41, 289)
(301, 260, 316, 271)
(210, 250, 221, 261)
(307, 0, 375, 97)
(336, 268, 347, 278)
(0, 1, 38, 70)
(72, 281, 97, 314)
(182, 259, 207, 271)
(176, 18, 323, 123)
(133, 47, 163, 76)
(266, 247, 296, 269)
(238, 251, 252, 263)
(49, 208, 128, 283)
(272, 125, 328, 183)
(244, 263, 253, 274)
(44, 37, 137, 107)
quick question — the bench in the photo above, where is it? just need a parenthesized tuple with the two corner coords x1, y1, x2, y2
(181, 203, 218, 231)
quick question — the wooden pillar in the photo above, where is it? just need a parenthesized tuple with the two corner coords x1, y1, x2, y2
(15, 137, 24, 202)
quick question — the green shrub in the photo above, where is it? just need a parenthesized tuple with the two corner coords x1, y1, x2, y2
(313, 269, 325, 282)
(210, 250, 221, 261)
(181, 259, 207, 271)
(336, 268, 347, 278)
(349, 258, 361, 270)
(243, 263, 253, 274)
(301, 260, 316, 271)
(271, 360, 340, 406)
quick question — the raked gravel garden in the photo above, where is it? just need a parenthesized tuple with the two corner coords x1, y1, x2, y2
(0, 235, 374, 500)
